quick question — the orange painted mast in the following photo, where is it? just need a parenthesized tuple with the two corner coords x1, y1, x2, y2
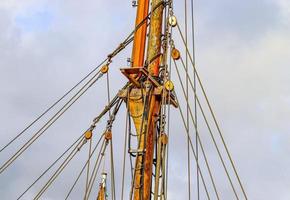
(128, 0, 150, 199)
(131, 0, 150, 68)
(128, 0, 165, 199)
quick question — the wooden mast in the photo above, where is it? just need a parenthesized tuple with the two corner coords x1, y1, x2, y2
(142, 0, 164, 199)
(131, 0, 149, 68)
(128, 0, 150, 199)
(128, 0, 164, 199)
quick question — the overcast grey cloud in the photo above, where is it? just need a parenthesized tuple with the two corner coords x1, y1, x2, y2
(1, 0, 290, 199)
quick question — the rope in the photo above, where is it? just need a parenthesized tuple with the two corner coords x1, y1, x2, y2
(85, 141, 108, 200)
(110, 139, 116, 200)
(121, 104, 129, 200)
(178, 55, 240, 199)
(183, 0, 192, 199)
(106, 63, 116, 200)
(176, 22, 248, 199)
(84, 140, 105, 199)
(0, 59, 107, 154)
(85, 137, 92, 196)
(165, 3, 174, 197)
(174, 91, 211, 200)
(17, 88, 121, 198)
(173, 60, 220, 200)
(64, 133, 105, 200)
(0, 2, 154, 160)
(189, 0, 200, 198)
(84, 98, 123, 199)
(107, 70, 112, 116)
(17, 88, 123, 198)
(33, 138, 86, 199)
(0, 70, 103, 175)
(17, 132, 84, 199)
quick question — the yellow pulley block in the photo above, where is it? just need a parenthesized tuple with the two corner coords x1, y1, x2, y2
(105, 130, 112, 141)
(101, 64, 109, 74)
(168, 15, 177, 27)
(160, 134, 168, 145)
(171, 48, 180, 60)
(165, 80, 174, 91)
(85, 130, 93, 140)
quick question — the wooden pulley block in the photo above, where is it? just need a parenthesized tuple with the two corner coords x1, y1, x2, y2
(160, 134, 168, 145)
(101, 64, 109, 73)
(84, 130, 93, 140)
(171, 48, 180, 60)
(165, 80, 174, 92)
(168, 15, 177, 27)
(105, 130, 112, 140)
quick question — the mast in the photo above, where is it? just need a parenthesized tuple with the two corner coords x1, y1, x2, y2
(128, 0, 150, 199)
(131, 0, 149, 68)
(141, 0, 164, 199)
(127, 0, 165, 199)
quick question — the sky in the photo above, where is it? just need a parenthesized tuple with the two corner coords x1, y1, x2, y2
(0, 0, 290, 199)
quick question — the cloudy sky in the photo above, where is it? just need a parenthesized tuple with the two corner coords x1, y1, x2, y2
(1, 0, 290, 199)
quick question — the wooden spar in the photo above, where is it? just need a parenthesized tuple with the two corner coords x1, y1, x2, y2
(129, 0, 164, 199)
(146, 0, 164, 77)
(128, 1, 150, 200)
(142, 0, 164, 199)
(131, 0, 150, 68)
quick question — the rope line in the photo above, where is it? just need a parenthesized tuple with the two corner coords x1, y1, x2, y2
(17, 132, 84, 199)
(183, 0, 192, 199)
(174, 91, 211, 200)
(176, 22, 248, 199)
(0, 59, 107, 154)
(189, 0, 200, 198)
(0, 71, 103, 174)
(121, 105, 129, 200)
(85, 136, 92, 196)
(110, 139, 116, 200)
(65, 133, 105, 200)
(173, 60, 220, 200)
(33, 138, 86, 199)
(178, 54, 240, 199)
(85, 140, 108, 200)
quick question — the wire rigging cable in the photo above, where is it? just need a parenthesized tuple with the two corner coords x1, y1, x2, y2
(174, 59, 223, 199)
(175, 22, 248, 199)
(183, 0, 192, 199)
(17, 132, 84, 199)
(175, 52, 240, 199)
(64, 132, 105, 200)
(0, 59, 107, 154)
(189, 0, 200, 198)
(33, 137, 87, 200)
(18, 89, 121, 199)
(84, 140, 108, 200)
(0, 70, 104, 175)
(121, 104, 130, 200)
(174, 91, 211, 200)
